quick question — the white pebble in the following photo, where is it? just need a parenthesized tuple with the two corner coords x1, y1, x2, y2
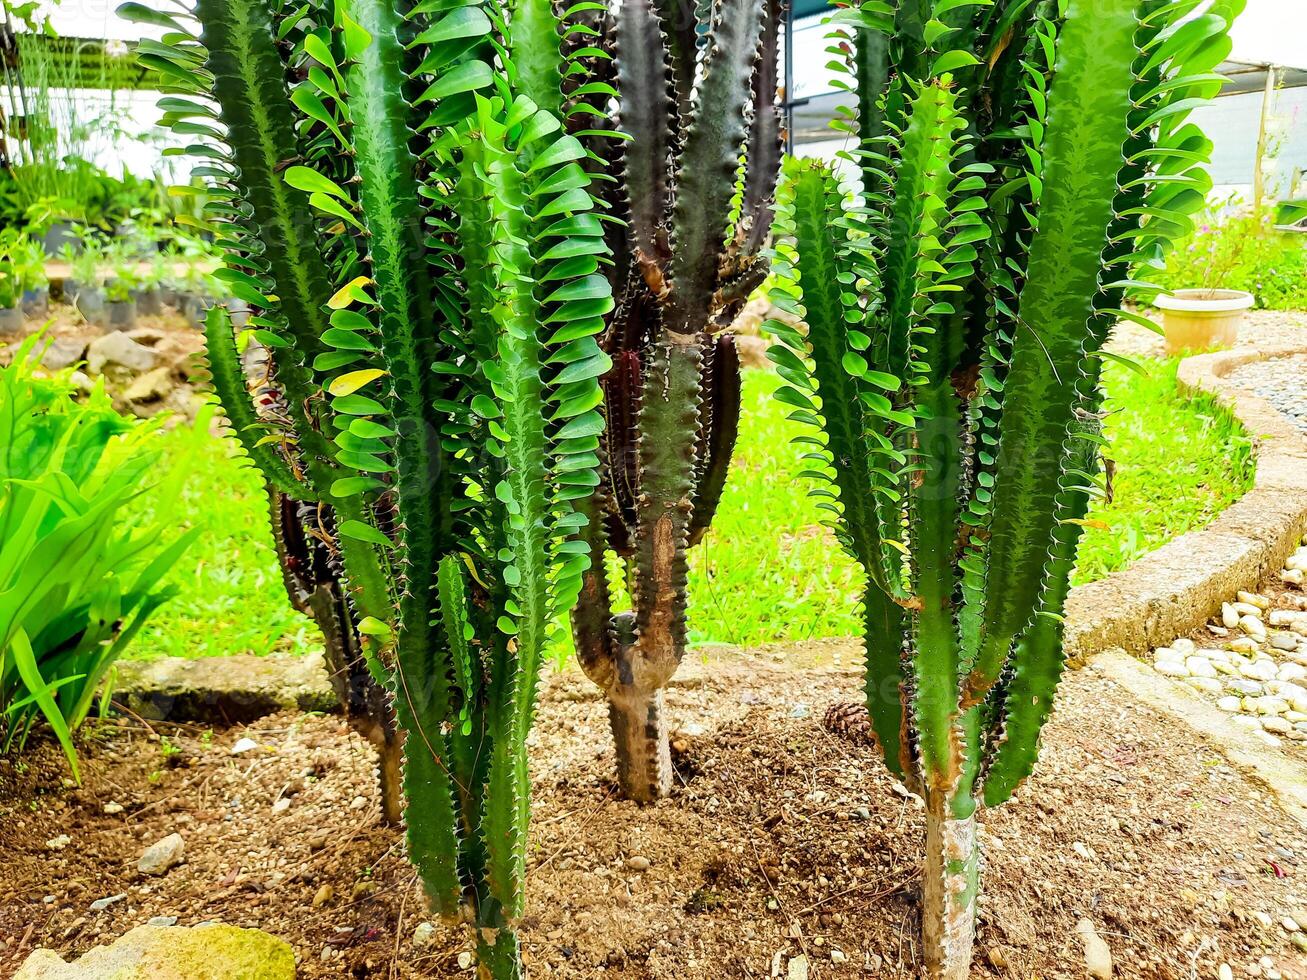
(1222, 603, 1241, 628)
(1172, 637, 1197, 657)
(1186, 656, 1217, 678)
(1155, 661, 1189, 678)
(1217, 696, 1243, 712)
(1278, 663, 1307, 682)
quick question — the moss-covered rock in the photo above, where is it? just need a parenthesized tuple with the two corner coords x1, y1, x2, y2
(15, 923, 295, 979)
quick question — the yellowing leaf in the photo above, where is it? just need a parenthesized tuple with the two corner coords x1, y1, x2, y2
(328, 276, 375, 310)
(328, 369, 386, 397)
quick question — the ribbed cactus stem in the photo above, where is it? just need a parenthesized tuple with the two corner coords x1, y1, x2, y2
(609, 687, 674, 802)
(475, 926, 522, 980)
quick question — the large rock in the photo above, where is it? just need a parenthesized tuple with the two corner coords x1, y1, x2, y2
(15, 923, 295, 979)
(86, 333, 157, 374)
(112, 653, 336, 723)
(40, 337, 87, 372)
(123, 366, 176, 404)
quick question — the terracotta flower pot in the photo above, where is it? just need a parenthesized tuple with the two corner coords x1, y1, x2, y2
(1154, 288, 1254, 355)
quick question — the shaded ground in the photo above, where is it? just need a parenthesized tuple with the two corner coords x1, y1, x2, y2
(3, 648, 1307, 979)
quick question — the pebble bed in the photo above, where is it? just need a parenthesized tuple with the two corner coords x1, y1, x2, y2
(1226, 354, 1307, 436)
(1149, 540, 1307, 748)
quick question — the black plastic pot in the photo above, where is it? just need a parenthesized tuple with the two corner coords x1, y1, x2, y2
(21, 287, 49, 318)
(106, 299, 138, 331)
(134, 288, 164, 317)
(71, 285, 106, 325)
(0, 306, 22, 335)
(182, 293, 217, 328)
(40, 221, 79, 257)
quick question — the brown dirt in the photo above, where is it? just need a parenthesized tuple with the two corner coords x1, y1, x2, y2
(3, 647, 1307, 979)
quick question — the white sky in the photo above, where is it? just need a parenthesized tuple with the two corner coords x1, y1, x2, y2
(1227, 0, 1307, 68)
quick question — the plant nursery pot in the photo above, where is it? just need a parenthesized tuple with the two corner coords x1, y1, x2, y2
(40, 221, 79, 257)
(21, 287, 49, 318)
(0, 306, 22, 335)
(73, 286, 106, 324)
(159, 286, 178, 308)
(183, 294, 217, 328)
(134, 288, 164, 317)
(106, 299, 138, 331)
(1154, 288, 1254, 355)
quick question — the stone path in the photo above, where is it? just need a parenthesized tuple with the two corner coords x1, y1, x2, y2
(1227, 354, 1307, 436)
(1143, 312, 1307, 751)
(1148, 569, 1307, 748)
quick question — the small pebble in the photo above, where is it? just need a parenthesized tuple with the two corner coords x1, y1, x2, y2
(626, 855, 651, 872)
(312, 884, 334, 908)
(230, 737, 260, 756)
(146, 916, 178, 927)
(89, 894, 126, 912)
(412, 921, 436, 947)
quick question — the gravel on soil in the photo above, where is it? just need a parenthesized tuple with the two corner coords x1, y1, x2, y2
(3, 649, 1307, 979)
(1227, 354, 1307, 435)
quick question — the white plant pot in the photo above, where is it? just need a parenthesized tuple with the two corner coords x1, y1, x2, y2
(1154, 288, 1254, 355)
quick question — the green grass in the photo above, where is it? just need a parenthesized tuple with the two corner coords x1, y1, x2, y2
(127, 410, 317, 660)
(1071, 357, 1253, 583)
(130, 358, 1253, 658)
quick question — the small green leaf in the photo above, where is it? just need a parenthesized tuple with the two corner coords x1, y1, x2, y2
(338, 519, 391, 547)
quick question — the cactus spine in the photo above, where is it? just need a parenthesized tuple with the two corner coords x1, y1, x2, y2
(768, 0, 1241, 974)
(126, 0, 614, 973)
(568, 0, 784, 802)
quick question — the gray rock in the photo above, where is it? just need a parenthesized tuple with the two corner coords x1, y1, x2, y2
(146, 916, 178, 927)
(89, 895, 126, 912)
(86, 332, 157, 375)
(112, 653, 336, 724)
(40, 338, 86, 371)
(138, 833, 185, 876)
(14, 923, 294, 979)
(412, 922, 436, 947)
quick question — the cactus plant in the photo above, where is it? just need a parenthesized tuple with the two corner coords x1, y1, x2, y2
(123, 0, 613, 973)
(567, 0, 784, 802)
(766, 0, 1240, 974)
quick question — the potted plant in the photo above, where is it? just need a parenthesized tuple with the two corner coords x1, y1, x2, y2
(134, 251, 165, 316)
(179, 263, 217, 328)
(1154, 206, 1259, 354)
(62, 229, 106, 323)
(0, 235, 23, 335)
(104, 264, 139, 330)
(16, 234, 50, 318)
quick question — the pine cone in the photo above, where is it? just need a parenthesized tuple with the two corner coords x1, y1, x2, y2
(823, 701, 872, 742)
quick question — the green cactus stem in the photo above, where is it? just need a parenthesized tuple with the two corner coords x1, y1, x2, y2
(767, 0, 1242, 973)
(127, 0, 618, 973)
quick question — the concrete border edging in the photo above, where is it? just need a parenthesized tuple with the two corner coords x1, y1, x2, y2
(1063, 337, 1307, 663)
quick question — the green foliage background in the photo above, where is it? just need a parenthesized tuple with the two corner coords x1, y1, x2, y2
(129, 358, 1255, 659)
(1154, 208, 1307, 311)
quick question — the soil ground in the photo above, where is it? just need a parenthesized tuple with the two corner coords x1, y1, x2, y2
(3, 646, 1307, 979)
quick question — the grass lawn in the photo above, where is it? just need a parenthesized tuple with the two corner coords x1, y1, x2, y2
(128, 356, 1254, 659)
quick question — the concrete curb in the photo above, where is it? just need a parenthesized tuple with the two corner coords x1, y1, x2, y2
(1063, 337, 1307, 663)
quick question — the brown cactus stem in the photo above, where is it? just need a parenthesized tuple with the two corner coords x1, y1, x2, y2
(608, 682, 674, 802)
(921, 793, 980, 980)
